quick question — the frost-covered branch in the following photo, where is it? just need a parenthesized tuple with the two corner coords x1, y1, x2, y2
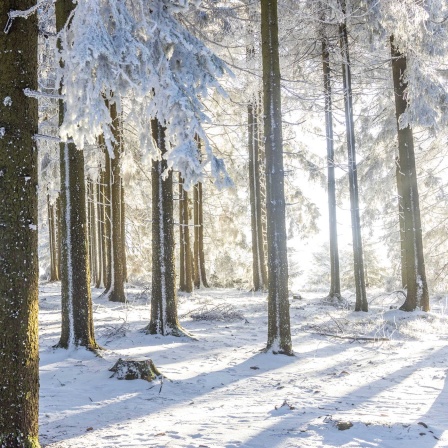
(57, 0, 233, 189)
(4, 0, 53, 34)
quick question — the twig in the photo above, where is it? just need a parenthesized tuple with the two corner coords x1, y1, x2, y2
(316, 332, 390, 342)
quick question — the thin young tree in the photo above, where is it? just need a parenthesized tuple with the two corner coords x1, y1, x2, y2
(179, 173, 194, 293)
(321, 35, 341, 299)
(390, 36, 429, 311)
(261, 0, 293, 355)
(247, 1, 267, 292)
(193, 179, 209, 288)
(48, 193, 60, 281)
(338, 0, 368, 311)
(56, 0, 99, 350)
(0, 1, 40, 445)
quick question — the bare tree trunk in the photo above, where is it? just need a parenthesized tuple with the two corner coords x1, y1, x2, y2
(194, 181, 209, 288)
(96, 174, 105, 288)
(146, 119, 186, 336)
(248, 100, 268, 291)
(261, 0, 293, 355)
(179, 173, 194, 292)
(322, 37, 341, 299)
(395, 156, 407, 288)
(56, 0, 99, 350)
(48, 194, 60, 281)
(103, 146, 112, 294)
(86, 179, 96, 286)
(390, 36, 429, 311)
(338, 3, 367, 311)
(107, 101, 126, 302)
(0, 1, 40, 444)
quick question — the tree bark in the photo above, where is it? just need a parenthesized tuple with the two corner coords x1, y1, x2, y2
(338, 4, 368, 311)
(0, 1, 40, 445)
(395, 156, 407, 288)
(56, 0, 99, 350)
(390, 36, 429, 311)
(322, 37, 341, 299)
(261, 0, 293, 355)
(146, 119, 185, 336)
(179, 173, 194, 292)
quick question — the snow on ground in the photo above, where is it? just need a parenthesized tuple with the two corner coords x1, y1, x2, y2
(39, 283, 448, 447)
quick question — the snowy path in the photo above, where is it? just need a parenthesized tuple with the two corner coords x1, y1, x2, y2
(38, 284, 448, 447)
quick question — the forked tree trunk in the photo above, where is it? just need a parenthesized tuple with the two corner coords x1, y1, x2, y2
(0, 2, 40, 444)
(56, 0, 99, 350)
(261, 0, 293, 355)
(322, 37, 341, 299)
(179, 173, 194, 293)
(146, 119, 186, 336)
(107, 101, 126, 302)
(338, 3, 368, 311)
(194, 181, 209, 288)
(390, 36, 429, 311)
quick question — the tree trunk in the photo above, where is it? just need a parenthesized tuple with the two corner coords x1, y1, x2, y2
(248, 100, 268, 291)
(179, 173, 194, 293)
(322, 37, 341, 299)
(395, 156, 407, 288)
(86, 179, 96, 286)
(103, 145, 112, 293)
(338, 4, 368, 311)
(107, 101, 126, 302)
(390, 36, 429, 311)
(146, 119, 185, 336)
(194, 181, 209, 288)
(48, 194, 60, 281)
(261, 0, 293, 355)
(56, 0, 99, 350)
(95, 176, 104, 288)
(121, 176, 127, 282)
(0, 2, 40, 445)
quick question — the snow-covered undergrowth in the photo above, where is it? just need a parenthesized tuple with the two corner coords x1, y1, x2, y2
(39, 284, 448, 447)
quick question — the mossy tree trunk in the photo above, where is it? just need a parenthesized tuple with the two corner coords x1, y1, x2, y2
(0, 1, 40, 445)
(390, 36, 429, 311)
(179, 173, 193, 293)
(56, 0, 99, 350)
(338, 2, 367, 311)
(261, 0, 293, 355)
(147, 119, 185, 336)
(322, 36, 341, 299)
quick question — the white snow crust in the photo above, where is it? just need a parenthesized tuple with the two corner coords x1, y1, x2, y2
(39, 284, 448, 447)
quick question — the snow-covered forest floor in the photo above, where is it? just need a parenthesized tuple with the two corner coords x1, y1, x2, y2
(39, 283, 448, 447)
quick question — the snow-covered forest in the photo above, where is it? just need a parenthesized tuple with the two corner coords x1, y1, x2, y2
(1, 0, 448, 447)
